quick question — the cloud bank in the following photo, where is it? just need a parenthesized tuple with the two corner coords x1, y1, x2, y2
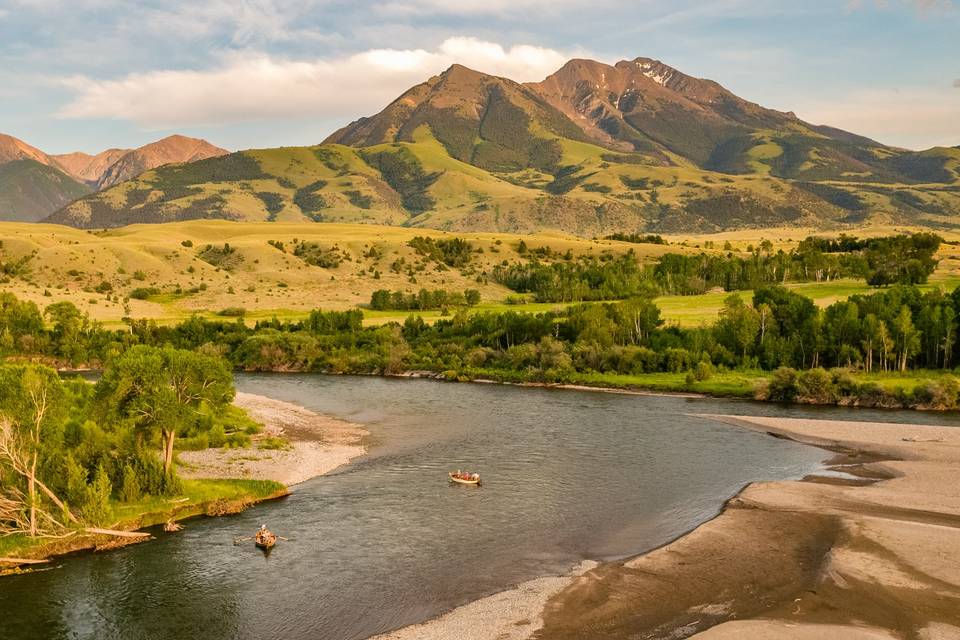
(58, 37, 573, 128)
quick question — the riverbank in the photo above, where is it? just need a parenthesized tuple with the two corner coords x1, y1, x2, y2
(371, 561, 599, 640)
(401, 366, 960, 412)
(537, 414, 960, 639)
(1, 393, 367, 573)
(374, 414, 960, 639)
(0, 478, 286, 574)
(179, 392, 368, 486)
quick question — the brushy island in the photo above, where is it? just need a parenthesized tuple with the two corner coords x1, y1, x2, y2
(0, 348, 285, 566)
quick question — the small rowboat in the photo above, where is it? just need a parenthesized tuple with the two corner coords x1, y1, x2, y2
(255, 532, 277, 549)
(448, 472, 481, 486)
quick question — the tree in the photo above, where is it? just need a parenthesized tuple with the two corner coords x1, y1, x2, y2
(45, 301, 88, 364)
(0, 365, 76, 536)
(95, 346, 234, 478)
(615, 297, 662, 345)
(0, 292, 43, 354)
(893, 305, 920, 372)
(877, 320, 894, 372)
(715, 295, 760, 361)
(861, 314, 879, 373)
(570, 305, 616, 347)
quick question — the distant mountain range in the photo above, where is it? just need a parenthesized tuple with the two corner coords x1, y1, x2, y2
(11, 57, 960, 234)
(0, 134, 227, 222)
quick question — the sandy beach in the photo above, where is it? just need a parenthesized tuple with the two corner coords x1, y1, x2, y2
(375, 414, 960, 640)
(537, 414, 960, 639)
(179, 392, 368, 487)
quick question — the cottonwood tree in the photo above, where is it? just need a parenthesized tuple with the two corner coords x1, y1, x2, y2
(716, 295, 760, 361)
(0, 365, 77, 537)
(614, 297, 662, 345)
(893, 305, 921, 372)
(95, 346, 233, 478)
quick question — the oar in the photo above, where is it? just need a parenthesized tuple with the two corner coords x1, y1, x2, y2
(233, 536, 254, 545)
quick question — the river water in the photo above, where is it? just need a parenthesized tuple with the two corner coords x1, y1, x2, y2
(4, 374, 957, 640)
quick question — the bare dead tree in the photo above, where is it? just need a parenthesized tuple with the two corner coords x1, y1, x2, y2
(0, 419, 77, 537)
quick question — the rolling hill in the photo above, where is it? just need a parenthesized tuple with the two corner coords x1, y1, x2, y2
(0, 134, 227, 222)
(0, 159, 93, 222)
(46, 58, 960, 235)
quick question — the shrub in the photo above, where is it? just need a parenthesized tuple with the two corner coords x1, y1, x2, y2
(129, 287, 160, 300)
(797, 368, 837, 404)
(217, 307, 246, 317)
(854, 382, 887, 407)
(119, 463, 142, 503)
(693, 360, 714, 382)
(766, 367, 799, 402)
(65, 454, 88, 508)
(83, 464, 112, 525)
(197, 243, 243, 270)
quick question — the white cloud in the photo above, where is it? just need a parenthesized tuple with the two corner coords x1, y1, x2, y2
(57, 37, 574, 129)
(795, 87, 960, 149)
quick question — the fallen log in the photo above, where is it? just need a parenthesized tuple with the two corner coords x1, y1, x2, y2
(84, 527, 151, 538)
(0, 557, 50, 565)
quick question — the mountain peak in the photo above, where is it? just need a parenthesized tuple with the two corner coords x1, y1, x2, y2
(0, 133, 54, 165)
(95, 135, 227, 189)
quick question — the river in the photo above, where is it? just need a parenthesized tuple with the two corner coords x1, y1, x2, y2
(4, 374, 957, 640)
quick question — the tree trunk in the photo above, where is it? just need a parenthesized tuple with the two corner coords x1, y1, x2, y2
(163, 430, 176, 477)
(28, 451, 37, 537)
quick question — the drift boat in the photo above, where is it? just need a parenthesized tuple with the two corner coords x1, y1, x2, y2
(255, 526, 277, 549)
(449, 471, 481, 486)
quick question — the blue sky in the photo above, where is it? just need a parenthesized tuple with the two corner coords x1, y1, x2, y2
(1, 0, 957, 154)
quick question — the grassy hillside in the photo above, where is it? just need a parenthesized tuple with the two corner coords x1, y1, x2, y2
(4, 220, 960, 329)
(0, 220, 687, 324)
(48, 128, 960, 236)
(0, 159, 92, 222)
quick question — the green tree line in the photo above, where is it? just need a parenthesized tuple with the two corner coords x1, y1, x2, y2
(494, 234, 941, 301)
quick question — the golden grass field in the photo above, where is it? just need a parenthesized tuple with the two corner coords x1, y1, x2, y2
(2, 220, 959, 328)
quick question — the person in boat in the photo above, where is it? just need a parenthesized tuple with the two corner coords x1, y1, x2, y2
(256, 524, 273, 543)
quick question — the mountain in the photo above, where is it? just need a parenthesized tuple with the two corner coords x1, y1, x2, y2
(0, 134, 92, 221)
(46, 59, 960, 234)
(326, 63, 591, 173)
(93, 135, 227, 189)
(0, 160, 92, 222)
(0, 134, 227, 222)
(0, 133, 58, 166)
(52, 148, 130, 185)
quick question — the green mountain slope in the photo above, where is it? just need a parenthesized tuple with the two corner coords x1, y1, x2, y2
(0, 159, 92, 222)
(47, 60, 960, 235)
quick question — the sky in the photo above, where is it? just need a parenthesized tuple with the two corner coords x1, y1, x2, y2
(0, 0, 958, 154)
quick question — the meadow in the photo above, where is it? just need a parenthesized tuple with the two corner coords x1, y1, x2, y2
(3, 220, 960, 329)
